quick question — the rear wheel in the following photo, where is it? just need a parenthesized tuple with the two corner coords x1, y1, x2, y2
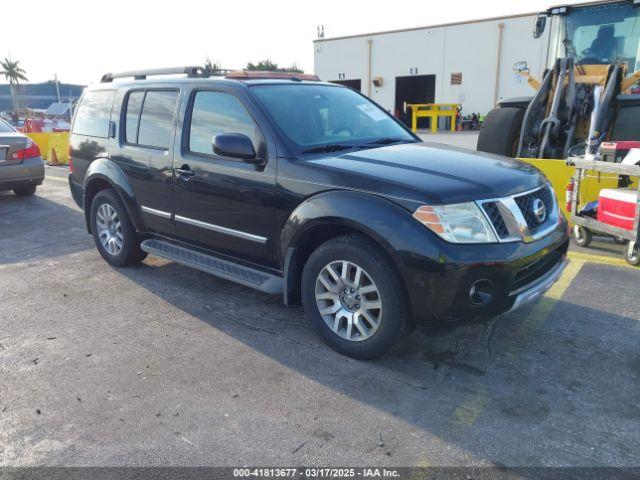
(572, 225, 593, 248)
(301, 234, 412, 360)
(90, 189, 147, 267)
(13, 185, 37, 196)
(477, 107, 525, 157)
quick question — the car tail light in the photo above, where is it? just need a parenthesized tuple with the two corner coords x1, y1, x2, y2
(10, 138, 41, 162)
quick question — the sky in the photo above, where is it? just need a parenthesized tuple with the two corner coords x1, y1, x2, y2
(3, 0, 588, 85)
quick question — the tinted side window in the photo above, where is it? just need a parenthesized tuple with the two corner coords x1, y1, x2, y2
(137, 91, 178, 149)
(72, 90, 115, 137)
(124, 91, 145, 143)
(189, 91, 259, 156)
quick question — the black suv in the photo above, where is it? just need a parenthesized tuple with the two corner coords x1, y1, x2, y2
(69, 67, 569, 359)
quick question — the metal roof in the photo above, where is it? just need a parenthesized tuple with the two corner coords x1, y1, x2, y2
(45, 102, 72, 115)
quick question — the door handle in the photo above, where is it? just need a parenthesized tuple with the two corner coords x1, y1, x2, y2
(175, 164, 195, 179)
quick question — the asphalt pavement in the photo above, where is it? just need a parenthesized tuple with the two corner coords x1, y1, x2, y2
(0, 165, 639, 467)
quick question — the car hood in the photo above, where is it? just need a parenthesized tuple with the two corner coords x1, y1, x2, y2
(305, 142, 547, 205)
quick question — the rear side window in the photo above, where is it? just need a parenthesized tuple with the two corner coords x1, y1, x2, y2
(72, 90, 115, 137)
(0, 119, 15, 133)
(136, 91, 178, 149)
(188, 91, 259, 156)
(124, 91, 144, 143)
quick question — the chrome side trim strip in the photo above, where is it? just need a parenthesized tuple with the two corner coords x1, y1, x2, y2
(141, 206, 172, 219)
(174, 215, 268, 244)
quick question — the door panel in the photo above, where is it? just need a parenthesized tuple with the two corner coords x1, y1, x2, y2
(110, 88, 179, 233)
(172, 89, 276, 265)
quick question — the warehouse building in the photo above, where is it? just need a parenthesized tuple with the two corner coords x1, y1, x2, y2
(313, 12, 551, 121)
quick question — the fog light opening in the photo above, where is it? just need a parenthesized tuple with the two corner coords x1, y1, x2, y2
(468, 279, 495, 307)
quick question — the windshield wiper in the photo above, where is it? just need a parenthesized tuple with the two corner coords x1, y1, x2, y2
(363, 137, 410, 146)
(302, 144, 354, 154)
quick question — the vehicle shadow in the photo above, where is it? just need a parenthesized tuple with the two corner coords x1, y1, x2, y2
(0, 191, 93, 265)
(117, 257, 640, 467)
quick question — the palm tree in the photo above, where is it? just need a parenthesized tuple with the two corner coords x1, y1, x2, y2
(0, 58, 28, 111)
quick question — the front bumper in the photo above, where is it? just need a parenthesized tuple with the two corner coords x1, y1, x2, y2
(0, 156, 45, 190)
(505, 257, 568, 315)
(388, 212, 570, 323)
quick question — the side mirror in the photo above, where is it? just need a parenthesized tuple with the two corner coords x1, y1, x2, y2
(513, 61, 531, 76)
(533, 15, 547, 39)
(212, 133, 257, 162)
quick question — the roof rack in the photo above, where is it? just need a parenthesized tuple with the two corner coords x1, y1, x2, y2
(100, 66, 212, 83)
(224, 70, 320, 81)
(100, 66, 320, 83)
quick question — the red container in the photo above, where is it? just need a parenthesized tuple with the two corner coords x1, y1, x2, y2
(597, 188, 638, 230)
(599, 141, 640, 163)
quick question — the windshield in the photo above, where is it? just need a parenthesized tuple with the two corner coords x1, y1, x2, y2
(557, 2, 640, 71)
(251, 84, 415, 152)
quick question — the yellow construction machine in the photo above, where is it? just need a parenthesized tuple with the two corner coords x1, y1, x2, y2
(478, 0, 640, 212)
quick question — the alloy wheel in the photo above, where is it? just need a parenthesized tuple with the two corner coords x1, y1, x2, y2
(96, 203, 124, 256)
(314, 260, 382, 342)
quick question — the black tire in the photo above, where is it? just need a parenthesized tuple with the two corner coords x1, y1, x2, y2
(477, 107, 525, 157)
(301, 234, 413, 360)
(625, 242, 640, 267)
(13, 185, 37, 196)
(90, 189, 147, 267)
(572, 225, 593, 248)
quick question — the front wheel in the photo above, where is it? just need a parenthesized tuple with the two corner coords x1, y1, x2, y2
(625, 241, 640, 267)
(301, 234, 412, 360)
(90, 189, 147, 267)
(573, 225, 592, 248)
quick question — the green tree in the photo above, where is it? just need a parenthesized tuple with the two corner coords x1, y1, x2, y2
(0, 58, 28, 111)
(246, 59, 279, 71)
(204, 57, 222, 75)
(246, 59, 304, 73)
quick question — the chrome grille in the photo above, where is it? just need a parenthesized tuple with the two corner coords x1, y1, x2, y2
(478, 184, 559, 243)
(481, 202, 509, 238)
(513, 185, 554, 234)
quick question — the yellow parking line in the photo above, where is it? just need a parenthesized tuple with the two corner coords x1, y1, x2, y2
(444, 251, 635, 434)
(450, 389, 489, 428)
(568, 250, 634, 269)
(506, 258, 585, 356)
(446, 259, 585, 433)
(447, 388, 490, 435)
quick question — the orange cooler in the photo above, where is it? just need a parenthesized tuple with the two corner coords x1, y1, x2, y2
(597, 189, 638, 230)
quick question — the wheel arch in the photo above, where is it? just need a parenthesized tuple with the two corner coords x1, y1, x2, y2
(280, 190, 410, 307)
(83, 158, 144, 233)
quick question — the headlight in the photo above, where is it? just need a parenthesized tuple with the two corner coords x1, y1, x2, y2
(413, 202, 497, 244)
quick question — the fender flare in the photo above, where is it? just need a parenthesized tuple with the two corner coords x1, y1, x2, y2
(83, 158, 145, 233)
(279, 190, 412, 306)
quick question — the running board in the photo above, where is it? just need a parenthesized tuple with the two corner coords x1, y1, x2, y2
(140, 239, 283, 294)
